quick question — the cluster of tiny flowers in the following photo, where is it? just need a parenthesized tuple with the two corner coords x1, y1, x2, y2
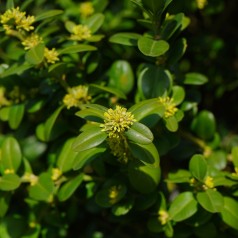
(44, 47, 60, 64)
(21, 172, 38, 186)
(158, 96, 178, 118)
(0, 87, 11, 107)
(0, 7, 35, 33)
(63, 85, 91, 109)
(4, 169, 15, 174)
(70, 25, 92, 41)
(22, 33, 43, 50)
(108, 185, 121, 204)
(158, 210, 169, 225)
(101, 106, 136, 138)
(196, 0, 208, 9)
(79, 2, 94, 18)
(51, 168, 62, 181)
(203, 176, 215, 190)
(107, 136, 131, 163)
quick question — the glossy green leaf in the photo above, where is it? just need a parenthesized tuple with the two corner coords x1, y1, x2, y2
(0, 107, 10, 121)
(59, 44, 97, 55)
(125, 122, 154, 144)
(0, 174, 21, 191)
(108, 60, 134, 94)
(35, 10, 63, 21)
(129, 142, 160, 166)
(167, 169, 191, 183)
(232, 146, 238, 168)
(112, 196, 134, 216)
(29, 173, 54, 202)
(90, 83, 127, 99)
(0, 192, 11, 217)
(138, 65, 172, 99)
(85, 13, 105, 33)
(109, 33, 141, 46)
(73, 146, 106, 170)
(58, 174, 84, 201)
(191, 110, 216, 140)
(7, 0, 14, 8)
(138, 36, 169, 57)
(25, 44, 45, 65)
(76, 108, 104, 123)
(207, 150, 227, 170)
(189, 154, 207, 181)
(57, 138, 78, 173)
(0, 63, 33, 78)
(72, 127, 107, 152)
(172, 86, 185, 105)
(184, 73, 208, 85)
(129, 99, 165, 122)
(221, 197, 238, 230)
(1, 137, 22, 173)
(197, 189, 224, 213)
(128, 160, 161, 194)
(95, 184, 127, 208)
(8, 104, 25, 129)
(169, 192, 197, 222)
(165, 116, 178, 132)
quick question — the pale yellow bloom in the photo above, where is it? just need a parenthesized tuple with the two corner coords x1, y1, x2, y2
(203, 176, 214, 189)
(196, 0, 208, 9)
(158, 210, 169, 225)
(4, 169, 15, 174)
(21, 172, 38, 186)
(44, 47, 59, 64)
(108, 185, 121, 204)
(101, 106, 136, 138)
(158, 97, 178, 118)
(0, 7, 35, 32)
(63, 85, 91, 109)
(22, 33, 43, 50)
(79, 2, 94, 18)
(0, 87, 11, 107)
(70, 24, 91, 41)
(51, 168, 62, 181)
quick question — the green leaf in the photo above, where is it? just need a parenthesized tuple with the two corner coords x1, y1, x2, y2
(125, 122, 154, 144)
(129, 142, 160, 165)
(0, 63, 33, 78)
(169, 192, 197, 222)
(141, 0, 166, 14)
(184, 73, 208, 85)
(25, 44, 45, 65)
(7, 0, 14, 9)
(147, 217, 163, 233)
(232, 146, 238, 168)
(112, 196, 134, 216)
(138, 36, 169, 57)
(0, 107, 10, 121)
(221, 197, 238, 230)
(189, 154, 207, 181)
(109, 33, 141, 46)
(165, 116, 178, 132)
(108, 60, 134, 95)
(85, 13, 105, 33)
(57, 138, 79, 173)
(197, 189, 224, 213)
(128, 99, 165, 121)
(72, 127, 107, 152)
(1, 137, 22, 173)
(191, 110, 216, 141)
(0, 174, 21, 191)
(128, 160, 161, 194)
(73, 146, 106, 170)
(58, 44, 97, 55)
(0, 192, 11, 217)
(193, 222, 217, 238)
(167, 169, 191, 183)
(172, 86, 185, 105)
(35, 10, 63, 21)
(58, 174, 84, 201)
(75, 108, 104, 123)
(138, 65, 172, 99)
(8, 104, 25, 129)
(29, 173, 54, 202)
(89, 84, 127, 99)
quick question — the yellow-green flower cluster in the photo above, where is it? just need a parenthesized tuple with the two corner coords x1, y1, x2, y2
(79, 2, 94, 18)
(63, 85, 91, 109)
(22, 33, 43, 50)
(70, 24, 92, 41)
(0, 7, 35, 34)
(203, 176, 215, 190)
(44, 47, 60, 64)
(196, 0, 208, 9)
(158, 210, 169, 225)
(21, 172, 38, 186)
(108, 185, 121, 204)
(158, 96, 178, 118)
(0, 87, 11, 107)
(51, 168, 62, 181)
(101, 105, 136, 138)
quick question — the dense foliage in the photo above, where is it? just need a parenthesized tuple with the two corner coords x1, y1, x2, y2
(0, 0, 238, 237)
